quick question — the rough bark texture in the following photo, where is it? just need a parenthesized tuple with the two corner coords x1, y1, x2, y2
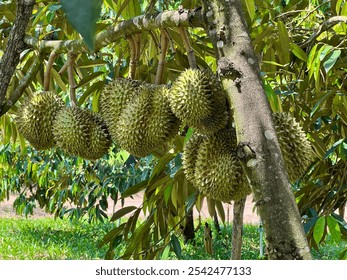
(24, 9, 204, 54)
(0, 0, 36, 115)
(201, 0, 312, 259)
(231, 197, 246, 260)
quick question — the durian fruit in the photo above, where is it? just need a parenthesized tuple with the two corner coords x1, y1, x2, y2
(53, 107, 111, 160)
(116, 85, 153, 157)
(182, 133, 206, 183)
(99, 78, 143, 141)
(146, 86, 181, 151)
(193, 129, 251, 202)
(272, 112, 313, 182)
(169, 69, 213, 124)
(16, 91, 64, 150)
(168, 69, 229, 134)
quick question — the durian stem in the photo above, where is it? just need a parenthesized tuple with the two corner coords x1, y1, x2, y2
(127, 36, 137, 79)
(163, 29, 176, 54)
(179, 27, 197, 69)
(134, 33, 141, 79)
(155, 30, 169, 85)
(67, 52, 78, 108)
(0, 55, 43, 116)
(44, 51, 58, 91)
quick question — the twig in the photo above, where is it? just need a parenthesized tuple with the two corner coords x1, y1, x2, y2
(163, 29, 176, 54)
(44, 51, 57, 91)
(58, 60, 69, 75)
(300, 16, 347, 48)
(179, 27, 197, 69)
(0, 0, 36, 115)
(0, 55, 43, 117)
(155, 30, 169, 84)
(127, 36, 137, 79)
(67, 52, 78, 107)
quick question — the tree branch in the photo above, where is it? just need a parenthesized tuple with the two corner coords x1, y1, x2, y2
(0, 55, 43, 116)
(44, 51, 57, 91)
(155, 30, 169, 84)
(300, 16, 347, 48)
(23, 9, 204, 54)
(0, 0, 36, 115)
(67, 52, 77, 107)
(127, 36, 137, 79)
(179, 27, 197, 69)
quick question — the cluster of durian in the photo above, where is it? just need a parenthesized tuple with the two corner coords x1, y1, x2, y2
(167, 69, 229, 134)
(16, 91, 112, 160)
(272, 112, 313, 181)
(182, 129, 251, 202)
(99, 79, 180, 157)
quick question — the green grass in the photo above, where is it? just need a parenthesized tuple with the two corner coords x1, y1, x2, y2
(0, 217, 345, 260)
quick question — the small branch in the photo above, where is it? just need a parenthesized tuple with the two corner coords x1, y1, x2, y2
(0, 55, 43, 117)
(58, 60, 69, 75)
(127, 36, 137, 79)
(0, 0, 36, 115)
(300, 16, 347, 48)
(163, 29, 176, 54)
(155, 30, 169, 84)
(23, 9, 204, 54)
(67, 52, 77, 107)
(44, 51, 58, 91)
(179, 27, 197, 69)
(231, 197, 246, 260)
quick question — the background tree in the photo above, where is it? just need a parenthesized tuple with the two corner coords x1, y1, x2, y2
(0, 0, 346, 259)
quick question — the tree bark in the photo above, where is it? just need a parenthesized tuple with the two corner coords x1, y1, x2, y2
(201, 0, 312, 259)
(0, 0, 36, 115)
(231, 197, 246, 260)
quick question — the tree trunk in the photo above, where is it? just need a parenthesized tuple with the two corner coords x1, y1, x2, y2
(213, 213, 221, 235)
(201, 0, 312, 259)
(231, 197, 246, 260)
(0, 0, 36, 114)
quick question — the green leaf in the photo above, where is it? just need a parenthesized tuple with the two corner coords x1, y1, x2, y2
(243, 0, 256, 21)
(60, 0, 102, 51)
(323, 50, 341, 74)
(161, 244, 171, 260)
(277, 21, 290, 65)
(323, 139, 344, 159)
(110, 206, 137, 222)
(327, 216, 341, 243)
(313, 216, 326, 244)
(122, 179, 149, 198)
(291, 43, 307, 62)
(170, 234, 181, 259)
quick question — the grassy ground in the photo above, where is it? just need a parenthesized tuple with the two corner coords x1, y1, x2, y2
(0, 217, 345, 260)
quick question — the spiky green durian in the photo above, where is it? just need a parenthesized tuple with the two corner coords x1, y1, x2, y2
(16, 91, 64, 150)
(272, 112, 313, 181)
(53, 107, 111, 160)
(182, 133, 206, 183)
(169, 69, 214, 124)
(194, 129, 251, 202)
(168, 69, 229, 134)
(147, 86, 181, 150)
(116, 85, 153, 157)
(99, 78, 143, 141)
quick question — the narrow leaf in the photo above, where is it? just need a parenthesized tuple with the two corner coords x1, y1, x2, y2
(170, 234, 182, 259)
(291, 43, 307, 62)
(110, 206, 137, 222)
(313, 216, 326, 244)
(323, 50, 341, 74)
(327, 216, 341, 243)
